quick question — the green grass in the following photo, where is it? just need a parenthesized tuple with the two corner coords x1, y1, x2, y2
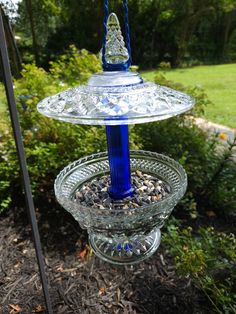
(142, 64, 236, 128)
(0, 84, 6, 112)
(0, 84, 7, 128)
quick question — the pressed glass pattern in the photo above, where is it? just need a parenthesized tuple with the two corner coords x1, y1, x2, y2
(54, 151, 187, 264)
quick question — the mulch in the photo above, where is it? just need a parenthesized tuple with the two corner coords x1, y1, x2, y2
(0, 204, 210, 314)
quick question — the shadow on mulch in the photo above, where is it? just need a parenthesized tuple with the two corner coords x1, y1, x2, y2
(0, 204, 211, 314)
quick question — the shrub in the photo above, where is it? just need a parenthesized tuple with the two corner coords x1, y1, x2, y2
(163, 225, 236, 313)
(0, 47, 105, 212)
(134, 73, 236, 216)
(49, 45, 101, 86)
(203, 138, 236, 215)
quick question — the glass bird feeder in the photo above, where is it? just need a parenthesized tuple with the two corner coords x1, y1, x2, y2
(37, 9, 194, 265)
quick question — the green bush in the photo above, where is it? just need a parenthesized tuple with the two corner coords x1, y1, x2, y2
(134, 73, 236, 216)
(163, 225, 236, 313)
(49, 45, 101, 86)
(0, 46, 105, 212)
(1, 62, 235, 217)
(203, 138, 236, 215)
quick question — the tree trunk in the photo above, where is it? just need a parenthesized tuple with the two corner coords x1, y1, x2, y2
(175, 6, 215, 67)
(221, 10, 236, 61)
(0, 5, 22, 78)
(25, 0, 39, 64)
(150, 0, 162, 68)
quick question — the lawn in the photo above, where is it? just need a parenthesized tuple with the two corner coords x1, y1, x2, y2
(0, 84, 6, 112)
(0, 84, 8, 129)
(143, 63, 236, 129)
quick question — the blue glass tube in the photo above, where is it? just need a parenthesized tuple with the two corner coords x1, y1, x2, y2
(106, 124, 134, 200)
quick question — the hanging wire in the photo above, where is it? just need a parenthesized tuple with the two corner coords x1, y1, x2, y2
(102, 0, 132, 71)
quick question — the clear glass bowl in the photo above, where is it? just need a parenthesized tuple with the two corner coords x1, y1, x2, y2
(55, 151, 187, 264)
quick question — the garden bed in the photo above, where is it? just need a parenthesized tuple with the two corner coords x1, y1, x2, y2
(0, 205, 209, 314)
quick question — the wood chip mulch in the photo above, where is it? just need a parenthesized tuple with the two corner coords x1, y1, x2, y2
(0, 204, 210, 314)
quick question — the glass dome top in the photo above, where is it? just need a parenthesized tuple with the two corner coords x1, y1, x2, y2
(37, 13, 195, 126)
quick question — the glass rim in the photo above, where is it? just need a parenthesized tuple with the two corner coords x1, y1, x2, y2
(54, 150, 188, 215)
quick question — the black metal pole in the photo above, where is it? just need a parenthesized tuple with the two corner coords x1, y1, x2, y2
(0, 10, 53, 314)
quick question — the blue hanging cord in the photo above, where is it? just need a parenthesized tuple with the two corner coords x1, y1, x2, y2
(102, 0, 132, 71)
(102, 0, 109, 69)
(123, 0, 132, 65)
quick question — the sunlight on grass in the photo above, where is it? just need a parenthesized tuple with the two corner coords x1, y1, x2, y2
(142, 64, 236, 128)
(0, 84, 8, 129)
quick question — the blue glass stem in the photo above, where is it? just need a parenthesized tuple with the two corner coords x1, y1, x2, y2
(106, 125, 134, 200)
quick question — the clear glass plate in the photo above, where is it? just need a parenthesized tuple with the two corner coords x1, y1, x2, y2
(37, 71, 195, 126)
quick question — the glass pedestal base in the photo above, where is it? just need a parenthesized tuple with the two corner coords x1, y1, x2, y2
(89, 228, 161, 265)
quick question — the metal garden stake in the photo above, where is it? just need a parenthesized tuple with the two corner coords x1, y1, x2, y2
(0, 9, 53, 313)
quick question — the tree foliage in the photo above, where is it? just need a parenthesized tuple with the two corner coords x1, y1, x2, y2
(0, 0, 17, 21)
(0, 47, 104, 211)
(0, 1, 22, 77)
(16, 0, 61, 64)
(15, 0, 236, 68)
